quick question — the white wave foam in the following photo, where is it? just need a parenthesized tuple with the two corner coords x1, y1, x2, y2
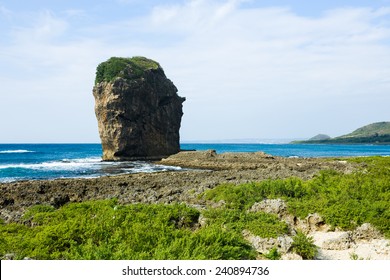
(0, 149, 35, 154)
(0, 177, 17, 183)
(0, 157, 103, 171)
(0, 158, 184, 183)
(128, 162, 182, 173)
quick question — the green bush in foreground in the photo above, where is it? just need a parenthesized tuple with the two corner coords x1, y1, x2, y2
(264, 248, 281, 260)
(291, 232, 317, 260)
(0, 201, 259, 260)
(202, 208, 289, 238)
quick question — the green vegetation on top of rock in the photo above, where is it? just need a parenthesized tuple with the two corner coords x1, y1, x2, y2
(95, 56, 160, 84)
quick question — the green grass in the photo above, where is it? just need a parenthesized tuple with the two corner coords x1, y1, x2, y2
(95, 56, 160, 84)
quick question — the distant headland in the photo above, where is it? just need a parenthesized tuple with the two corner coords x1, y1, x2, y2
(292, 122, 390, 144)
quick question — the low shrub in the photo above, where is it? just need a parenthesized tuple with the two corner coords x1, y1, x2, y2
(202, 208, 289, 239)
(291, 232, 317, 260)
(264, 247, 281, 260)
(0, 200, 256, 260)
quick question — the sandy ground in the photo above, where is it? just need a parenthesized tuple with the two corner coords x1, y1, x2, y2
(311, 231, 390, 260)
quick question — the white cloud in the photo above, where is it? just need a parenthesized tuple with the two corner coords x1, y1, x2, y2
(1, 0, 390, 142)
(0, 5, 12, 18)
(63, 9, 88, 19)
(135, 2, 390, 139)
(12, 10, 68, 43)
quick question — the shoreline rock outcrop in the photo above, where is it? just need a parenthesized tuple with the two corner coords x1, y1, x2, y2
(93, 56, 185, 161)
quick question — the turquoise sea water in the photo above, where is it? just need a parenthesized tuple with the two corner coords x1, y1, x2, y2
(181, 143, 390, 157)
(1, 143, 389, 182)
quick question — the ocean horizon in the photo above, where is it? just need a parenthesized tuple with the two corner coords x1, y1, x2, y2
(1, 143, 390, 183)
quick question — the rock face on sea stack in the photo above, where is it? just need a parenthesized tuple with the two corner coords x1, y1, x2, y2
(93, 56, 185, 161)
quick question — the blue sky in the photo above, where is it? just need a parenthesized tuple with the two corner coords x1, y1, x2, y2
(1, 0, 390, 143)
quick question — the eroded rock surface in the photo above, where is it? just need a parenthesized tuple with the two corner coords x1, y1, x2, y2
(242, 230, 294, 255)
(93, 57, 185, 160)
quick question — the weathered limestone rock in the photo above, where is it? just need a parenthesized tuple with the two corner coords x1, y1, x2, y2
(321, 232, 353, 250)
(286, 212, 330, 234)
(249, 199, 288, 217)
(242, 230, 294, 254)
(93, 56, 185, 161)
(352, 223, 382, 241)
(281, 253, 303, 260)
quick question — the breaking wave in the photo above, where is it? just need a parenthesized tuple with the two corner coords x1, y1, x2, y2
(0, 156, 182, 182)
(0, 150, 35, 154)
(0, 157, 103, 171)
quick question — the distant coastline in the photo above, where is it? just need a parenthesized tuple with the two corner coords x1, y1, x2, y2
(292, 121, 390, 145)
(291, 135, 390, 145)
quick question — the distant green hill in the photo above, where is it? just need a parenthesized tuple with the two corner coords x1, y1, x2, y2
(292, 122, 390, 144)
(308, 134, 331, 141)
(336, 122, 390, 139)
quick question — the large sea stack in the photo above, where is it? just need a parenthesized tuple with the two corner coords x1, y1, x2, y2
(93, 56, 185, 161)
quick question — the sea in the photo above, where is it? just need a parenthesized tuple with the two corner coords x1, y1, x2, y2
(1, 143, 390, 183)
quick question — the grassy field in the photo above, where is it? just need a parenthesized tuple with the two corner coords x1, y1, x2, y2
(0, 156, 389, 260)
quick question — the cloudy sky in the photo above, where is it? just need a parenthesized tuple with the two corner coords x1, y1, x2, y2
(1, 0, 389, 143)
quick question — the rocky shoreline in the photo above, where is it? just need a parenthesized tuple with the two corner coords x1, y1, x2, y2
(0, 150, 353, 223)
(1, 150, 389, 260)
